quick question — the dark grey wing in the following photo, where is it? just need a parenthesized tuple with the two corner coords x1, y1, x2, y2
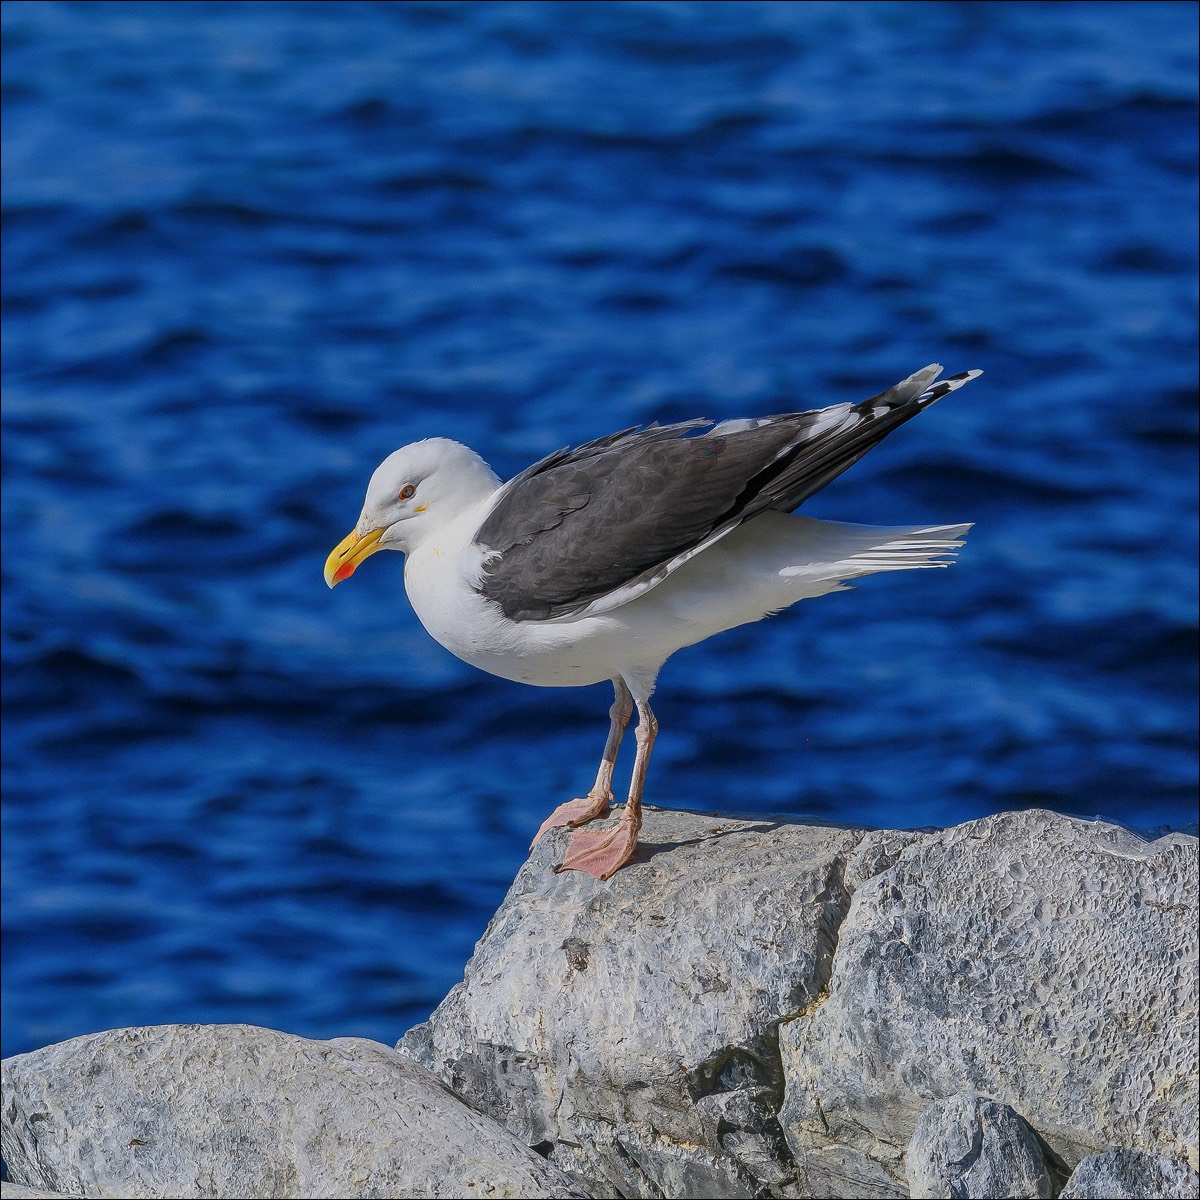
(474, 420, 800, 621)
(475, 419, 711, 556)
(475, 365, 980, 622)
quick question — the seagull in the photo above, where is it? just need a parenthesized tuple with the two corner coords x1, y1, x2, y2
(324, 363, 980, 880)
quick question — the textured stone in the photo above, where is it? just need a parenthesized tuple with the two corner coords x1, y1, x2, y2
(1, 1187, 94, 1200)
(779, 809, 1199, 1197)
(1, 1024, 587, 1199)
(1059, 1148, 1200, 1199)
(905, 1093, 1053, 1198)
(8, 808, 1195, 1200)
(398, 806, 866, 1198)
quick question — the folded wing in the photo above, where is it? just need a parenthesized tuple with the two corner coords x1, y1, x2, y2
(474, 365, 980, 622)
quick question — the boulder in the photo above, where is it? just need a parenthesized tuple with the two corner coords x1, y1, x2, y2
(778, 809, 1198, 1197)
(5, 808, 1195, 1200)
(0, 1024, 586, 1199)
(904, 1093, 1054, 1198)
(399, 806, 866, 1198)
(1058, 1148, 1200, 1199)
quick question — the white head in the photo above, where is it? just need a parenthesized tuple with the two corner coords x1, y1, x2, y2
(324, 438, 500, 587)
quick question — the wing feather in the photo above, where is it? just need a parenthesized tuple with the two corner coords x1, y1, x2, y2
(474, 366, 980, 622)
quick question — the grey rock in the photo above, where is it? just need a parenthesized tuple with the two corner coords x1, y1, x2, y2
(398, 806, 866, 1198)
(1, 1186, 96, 1200)
(8, 808, 1194, 1200)
(1, 1023, 587, 1200)
(1059, 1149, 1200, 1199)
(779, 809, 1199, 1197)
(842, 828, 924, 893)
(905, 1093, 1053, 1198)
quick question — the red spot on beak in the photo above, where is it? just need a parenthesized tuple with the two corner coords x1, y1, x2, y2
(334, 562, 356, 583)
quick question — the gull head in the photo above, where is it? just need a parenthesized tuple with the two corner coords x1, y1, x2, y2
(324, 437, 500, 588)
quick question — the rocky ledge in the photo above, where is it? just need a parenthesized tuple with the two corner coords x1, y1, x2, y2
(2, 807, 1197, 1200)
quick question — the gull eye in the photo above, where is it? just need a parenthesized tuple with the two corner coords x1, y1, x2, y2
(399, 484, 416, 500)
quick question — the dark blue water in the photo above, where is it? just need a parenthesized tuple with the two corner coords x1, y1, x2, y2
(2, 1, 1196, 1061)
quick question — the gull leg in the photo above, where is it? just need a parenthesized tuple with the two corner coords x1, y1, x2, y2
(532, 679, 633, 847)
(559, 693, 657, 881)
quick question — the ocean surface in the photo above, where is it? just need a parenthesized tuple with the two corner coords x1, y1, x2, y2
(2, 1, 1196, 1060)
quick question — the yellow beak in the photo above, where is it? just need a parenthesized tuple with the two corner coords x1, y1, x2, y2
(324, 526, 385, 588)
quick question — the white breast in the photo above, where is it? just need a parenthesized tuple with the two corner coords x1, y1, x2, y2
(402, 511, 624, 688)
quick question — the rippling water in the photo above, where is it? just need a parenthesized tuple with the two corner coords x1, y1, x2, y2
(2, 1, 1197, 1059)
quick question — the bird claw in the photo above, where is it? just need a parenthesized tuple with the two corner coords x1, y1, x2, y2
(557, 819, 639, 881)
(531, 793, 612, 848)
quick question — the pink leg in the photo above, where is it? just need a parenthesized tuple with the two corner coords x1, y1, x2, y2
(559, 696, 657, 881)
(532, 680, 633, 847)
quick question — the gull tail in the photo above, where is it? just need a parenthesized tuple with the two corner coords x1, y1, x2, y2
(656, 512, 972, 634)
(778, 517, 973, 596)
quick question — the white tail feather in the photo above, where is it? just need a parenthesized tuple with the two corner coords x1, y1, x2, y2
(778, 520, 971, 594)
(652, 512, 971, 633)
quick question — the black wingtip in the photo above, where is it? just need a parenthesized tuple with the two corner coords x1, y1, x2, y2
(915, 367, 983, 407)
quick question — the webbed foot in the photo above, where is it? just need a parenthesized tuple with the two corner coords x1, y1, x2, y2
(557, 817, 639, 880)
(531, 792, 612, 848)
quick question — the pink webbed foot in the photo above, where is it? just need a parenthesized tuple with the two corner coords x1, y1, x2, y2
(531, 792, 611, 848)
(557, 817, 639, 881)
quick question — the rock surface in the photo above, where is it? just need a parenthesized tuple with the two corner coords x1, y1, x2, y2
(403, 806, 1198, 1199)
(400, 807, 864, 1198)
(904, 1093, 1054, 1199)
(1058, 1148, 1200, 1199)
(3, 807, 1196, 1200)
(778, 809, 1198, 1197)
(1, 1187, 94, 1200)
(0, 1023, 586, 1200)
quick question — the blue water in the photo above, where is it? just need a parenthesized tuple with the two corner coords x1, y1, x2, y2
(2, 1, 1196, 1061)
